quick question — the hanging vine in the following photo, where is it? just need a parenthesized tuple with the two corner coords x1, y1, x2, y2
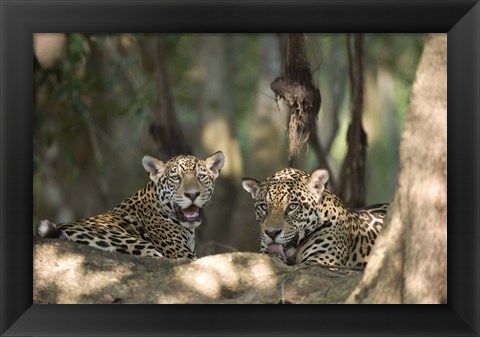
(270, 33, 335, 189)
(270, 34, 320, 165)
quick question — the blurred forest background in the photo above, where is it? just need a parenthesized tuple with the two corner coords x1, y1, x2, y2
(33, 33, 424, 255)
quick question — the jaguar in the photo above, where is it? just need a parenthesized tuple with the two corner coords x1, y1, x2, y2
(242, 167, 388, 267)
(37, 151, 225, 259)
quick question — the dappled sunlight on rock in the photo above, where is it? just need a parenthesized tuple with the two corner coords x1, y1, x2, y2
(34, 240, 133, 303)
(195, 254, 241, 288)
(34, 240, 362, 304)
(178, 267, 222, 298)
(175, 253, 249, 299)
(246, 258, 277, 290)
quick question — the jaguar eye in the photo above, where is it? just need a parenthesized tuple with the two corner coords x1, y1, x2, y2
(170, 174, 180, 182)
(286, 203, 299, 214)
(198, 173, 207, 180)
(255, 203, 268, 221)
(256, 203, 268, 213)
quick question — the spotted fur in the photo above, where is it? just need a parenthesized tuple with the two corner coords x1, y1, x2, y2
(242, 167, 388, 267)
(37, 152, 225, 259)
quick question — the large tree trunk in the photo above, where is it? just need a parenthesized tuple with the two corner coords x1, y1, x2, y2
(347, 33, 447, 304)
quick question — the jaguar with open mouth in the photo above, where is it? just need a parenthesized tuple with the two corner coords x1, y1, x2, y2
(175, 204, 203, 223)
(242, 167, 388, 267)
(266, 235, 299, 264)
(37, 151, 225, 260)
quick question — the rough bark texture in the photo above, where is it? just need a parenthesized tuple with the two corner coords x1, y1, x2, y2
(347, 34, 447, 304)
(339, 34, 367, 207)
(34, 238, 362, 304)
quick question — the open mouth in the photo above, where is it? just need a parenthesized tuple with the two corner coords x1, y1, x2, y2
(175, 204, 203, 223)
(268, 243, 287, 261)
(267, 234, 299, 262)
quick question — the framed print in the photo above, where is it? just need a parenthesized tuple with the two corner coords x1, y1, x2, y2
(1, 0, 479, 336)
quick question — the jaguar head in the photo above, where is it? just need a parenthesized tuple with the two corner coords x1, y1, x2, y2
(142, 151, 225, 230)
(242, 168, 329, 263)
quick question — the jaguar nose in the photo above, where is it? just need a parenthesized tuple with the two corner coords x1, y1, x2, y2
(265, 229, 282, 240)
(185, 191, 200, 201)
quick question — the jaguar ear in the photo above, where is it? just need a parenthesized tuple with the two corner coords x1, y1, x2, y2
(242, 178, 261, 200)
(308, 169, 329, 198)
(205, 151, 225, 179)
(142, 155, 166, 184)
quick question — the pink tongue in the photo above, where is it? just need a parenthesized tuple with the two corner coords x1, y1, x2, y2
(182, 205, 200, 217)
(268, 243, 286, 260)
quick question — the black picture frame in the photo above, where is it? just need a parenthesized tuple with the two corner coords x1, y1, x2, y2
(1, 0, 479, 336)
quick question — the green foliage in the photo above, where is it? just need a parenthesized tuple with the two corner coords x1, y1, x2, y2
(35, 34, 93, 177)
(232, 35, 261, 123)
(365, 34, 423, 125)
